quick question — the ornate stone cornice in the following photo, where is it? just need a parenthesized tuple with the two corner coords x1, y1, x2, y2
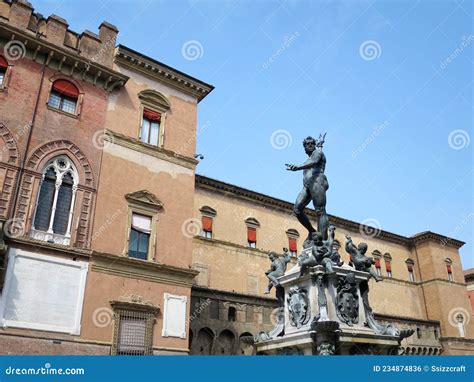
(105, 129, 198, 169)
(91, 251, 198, 288)
(195, 175, 464, 250)
(410, 231, 465, 249)
(8, 236, 92, 258)
(0, 22, 128, 91)
(115, 45, 214, 102)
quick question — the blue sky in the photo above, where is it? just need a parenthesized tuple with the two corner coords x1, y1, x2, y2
(38, 0, 473, 268)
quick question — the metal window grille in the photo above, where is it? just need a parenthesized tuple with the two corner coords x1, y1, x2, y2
(112, 309, 155, 356)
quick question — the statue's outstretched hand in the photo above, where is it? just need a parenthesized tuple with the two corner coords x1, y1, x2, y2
(285, 164, 298, 171)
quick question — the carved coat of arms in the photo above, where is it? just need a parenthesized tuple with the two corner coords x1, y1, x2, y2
(336, 272, 359, 326)
(287, 286, 310, 328)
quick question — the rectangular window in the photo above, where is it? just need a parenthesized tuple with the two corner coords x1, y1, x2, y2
(407, 264, 415, 282)
(111, 308, 156, 356)
(288, 237, 297, 256)
(128, 213, 151, 260)
(385, 260, 392, 278)
(118, 316, 147, 355)
(0, 70, 5, 86)
(447, 264, 453, 282)
(48, 91, 77, 114)
(247, 227, 256, 248)
(201, 216, 213, 238)
(140, 108, 161, 146)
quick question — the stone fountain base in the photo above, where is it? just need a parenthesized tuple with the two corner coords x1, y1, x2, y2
(255, 260, 411, 355)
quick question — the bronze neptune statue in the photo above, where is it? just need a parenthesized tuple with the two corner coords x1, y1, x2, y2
(286, 134, 329, 240)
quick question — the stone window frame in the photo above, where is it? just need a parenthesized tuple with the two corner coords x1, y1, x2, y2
(138, 90, 171, 149)
(46, 76, 84, 118)
(445, 258, 454, 282)
(123, 191, 163, 261)
(199, 206, 216, 239)
(110, 297, 160, 356)
(406, 259, 415, 282)
(286, 228, 300, 256)
(372, 250, 382, 277)
(383, 253, 392, 278)
(245, 217, 260, 248)
(30, 155, 79, 246)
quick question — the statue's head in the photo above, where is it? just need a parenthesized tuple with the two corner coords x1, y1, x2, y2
(268, 252, 277, 261)
(311, 231, 323, 244)
(357, 242, 368, 254)
(303, 136, 316, 155)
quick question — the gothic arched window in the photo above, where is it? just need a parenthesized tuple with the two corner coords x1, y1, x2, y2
(31, 156, 78, 245)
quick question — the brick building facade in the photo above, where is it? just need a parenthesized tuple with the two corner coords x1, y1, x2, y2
(0, 0, 212, 355)
(0, 0, 472, 356)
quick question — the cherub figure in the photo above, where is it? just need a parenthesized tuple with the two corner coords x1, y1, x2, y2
(345, 235, 382, 282)
(298, 231, 334, 275)
(264, 249, 291, 294)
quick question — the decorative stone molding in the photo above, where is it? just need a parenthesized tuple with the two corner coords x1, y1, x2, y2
(115, 45, 214, 102)
(91, 251, 199, 287)
(26, 140, 95, 187)
(199, 205, 216, 218)
(0, 123, 19, 165)
(125, 190, 163, 212)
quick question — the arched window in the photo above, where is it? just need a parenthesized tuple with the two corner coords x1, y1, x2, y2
(0, 56, 9, 88)
(228, 306, 236, 322)
(31, 156, 78, 245)
(48, 79, 80, 115)
(138, 90, 171, 147)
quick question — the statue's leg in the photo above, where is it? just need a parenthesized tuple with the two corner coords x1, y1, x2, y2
(293, 187, 315, 237)
(311, 177, 329, 240)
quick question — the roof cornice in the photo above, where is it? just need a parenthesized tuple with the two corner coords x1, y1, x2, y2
(0, 22, 128, 92)
(195, 175, 464, 250)
(115, 45, 214, 102)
